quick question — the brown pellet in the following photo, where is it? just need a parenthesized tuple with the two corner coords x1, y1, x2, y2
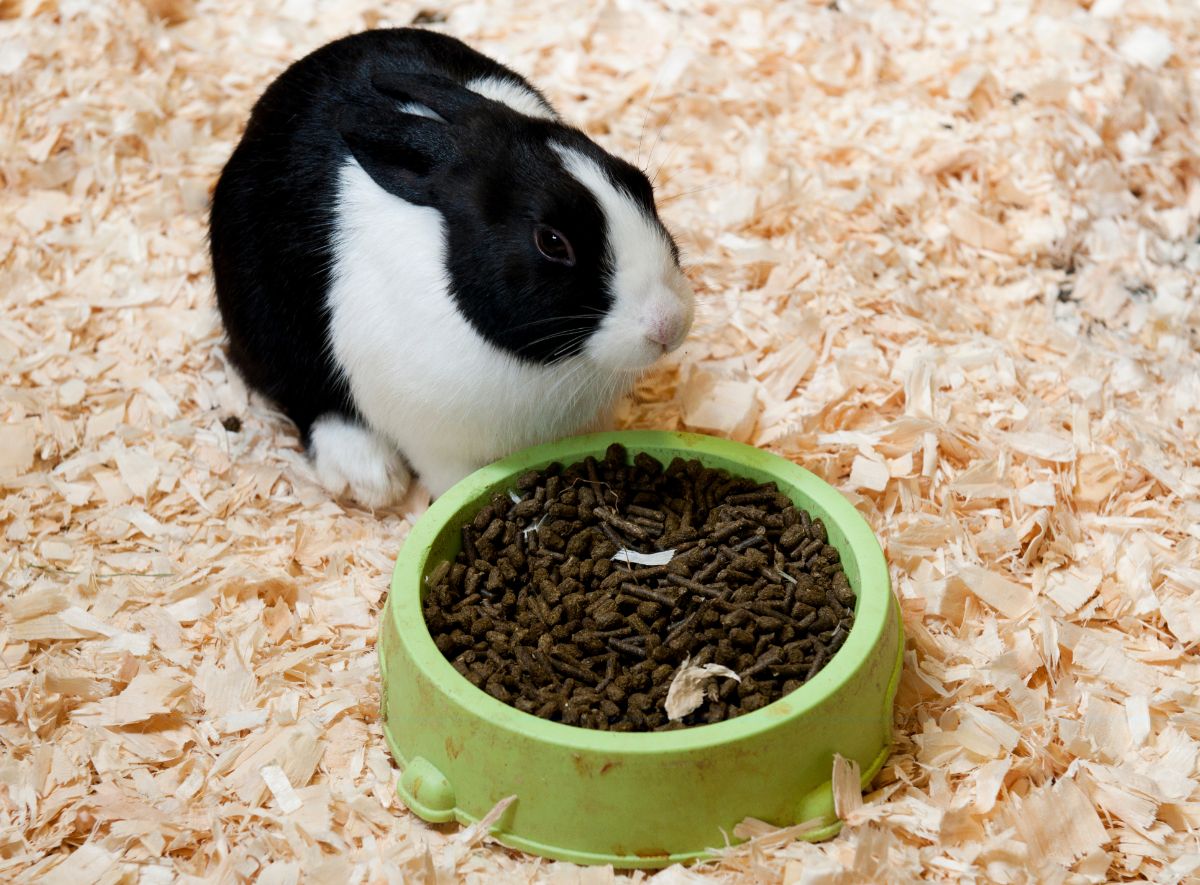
(619, 583, 678, 608)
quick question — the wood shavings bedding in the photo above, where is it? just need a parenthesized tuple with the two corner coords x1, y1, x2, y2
(2, 0, 1198, 881)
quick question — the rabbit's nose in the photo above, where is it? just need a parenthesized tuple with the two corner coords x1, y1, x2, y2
(645, 310, 687, 350)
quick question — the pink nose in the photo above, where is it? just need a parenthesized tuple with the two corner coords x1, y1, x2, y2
(646, 314, 683, 348)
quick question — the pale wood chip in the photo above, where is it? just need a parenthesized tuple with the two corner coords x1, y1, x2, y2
(1013, 777, 1109, 866)
(953, 566, 1034, 619)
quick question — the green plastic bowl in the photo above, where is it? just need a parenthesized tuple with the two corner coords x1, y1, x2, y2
(379, 431, 902, 868)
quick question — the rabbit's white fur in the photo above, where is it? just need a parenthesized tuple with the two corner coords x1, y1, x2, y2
(309, 414, 411, 508)
(319, 145, 690, 503)
(464, 75, 556, 120)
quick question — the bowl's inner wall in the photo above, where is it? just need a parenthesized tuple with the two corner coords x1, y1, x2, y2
(416, 447, 864, 627)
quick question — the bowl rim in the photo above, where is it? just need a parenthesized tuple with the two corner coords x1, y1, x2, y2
(386, 430, 891, 753)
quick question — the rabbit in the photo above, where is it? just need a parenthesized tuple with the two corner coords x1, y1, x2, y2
(209, 28, 694, 506)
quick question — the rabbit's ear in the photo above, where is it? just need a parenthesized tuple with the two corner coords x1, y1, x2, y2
(370, 71, 499, 121)
(336, 100, 458, 206)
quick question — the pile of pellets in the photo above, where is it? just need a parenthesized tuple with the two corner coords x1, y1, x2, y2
(422, 444, 855, 731)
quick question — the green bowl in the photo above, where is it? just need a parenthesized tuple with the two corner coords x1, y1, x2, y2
(378, 431, 902, 868)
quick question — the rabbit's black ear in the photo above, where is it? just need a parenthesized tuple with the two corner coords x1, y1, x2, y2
(336, 101, 457, 206)
(370, 71, 497, 121)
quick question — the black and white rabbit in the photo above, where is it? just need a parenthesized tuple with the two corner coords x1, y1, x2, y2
(209, 29, 693, 505)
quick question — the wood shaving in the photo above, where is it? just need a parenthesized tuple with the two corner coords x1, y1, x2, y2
(260, 764, 303, 814)
(613, 548, 676, 567)
(831, 754, 864, 823)
(664, 658, 742, 721)
(3, 0, 1198, 881)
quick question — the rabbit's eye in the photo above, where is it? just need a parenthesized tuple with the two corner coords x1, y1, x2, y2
(534, 225, 575, 267)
